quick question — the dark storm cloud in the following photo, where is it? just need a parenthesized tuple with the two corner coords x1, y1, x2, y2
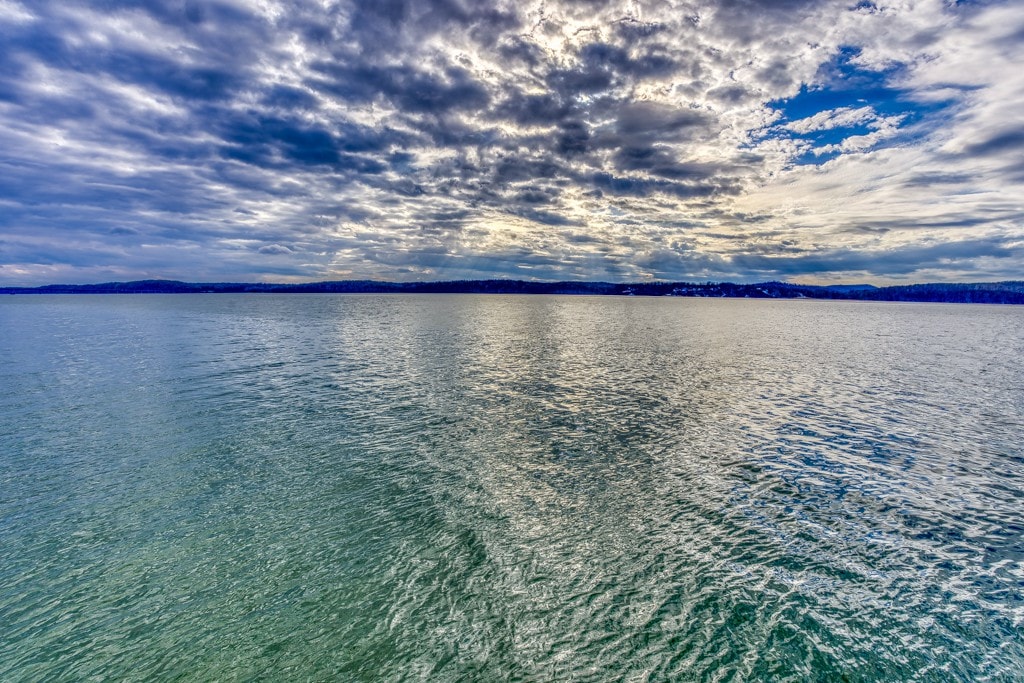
(960, 129, 1024, 158)
(345, 0, 520, 52)
(555, 121, 592, 156)
(4, 1, 265, 97)
(261, 85, 320, 110)
(634, 245, 727, 279)
(590, 172, 730, 200)
(615, 103, 715, 140)
(493, 91, 577, 126)
(577, 42, 680, 79)
(902, 171, 974, 187)
(596, 102, 726, 180)
(612, 147, 722, 180)
(545, 66, 615, 97)
(309, 61, 490, 114)
(493, 157, 567, 184)
(730, 237, 1017, 277)
(496, 36, 546, 67)
(706, 84, 755, 105)
(215, 113, 401, 172)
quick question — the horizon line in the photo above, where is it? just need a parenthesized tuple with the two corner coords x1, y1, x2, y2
(4, 277, 1024, 289)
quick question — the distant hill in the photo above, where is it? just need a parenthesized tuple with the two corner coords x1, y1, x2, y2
(2, 279, 1023, 304)
(822, 284, 878, 293)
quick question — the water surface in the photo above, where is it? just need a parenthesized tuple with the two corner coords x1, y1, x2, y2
(1, 294, 1022, 681)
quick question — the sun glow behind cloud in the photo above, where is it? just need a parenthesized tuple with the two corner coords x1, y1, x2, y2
(0, 0, 1021, 285)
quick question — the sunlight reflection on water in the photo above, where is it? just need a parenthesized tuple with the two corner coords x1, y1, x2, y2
(1, 294, 1022, 681)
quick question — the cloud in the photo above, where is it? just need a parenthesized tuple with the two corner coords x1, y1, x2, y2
(258, 244, 293, 255)
(730, 236, 1019, 278)
(0, 0, 1021, 285)
(783, 106, 877, 134)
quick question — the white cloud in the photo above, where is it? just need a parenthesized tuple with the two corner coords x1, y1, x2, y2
(0, 0, 34, 24)
(784, 106, 877, 134)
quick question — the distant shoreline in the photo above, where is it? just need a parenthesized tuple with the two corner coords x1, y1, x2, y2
(3, 279, 1024, 304)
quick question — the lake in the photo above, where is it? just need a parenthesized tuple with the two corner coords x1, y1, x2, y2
(1, 294, 1022, 681)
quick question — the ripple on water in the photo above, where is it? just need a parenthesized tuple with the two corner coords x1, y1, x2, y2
(0, 294, 1022, 681)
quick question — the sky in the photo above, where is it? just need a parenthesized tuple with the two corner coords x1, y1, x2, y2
(0, 0, 1022, 285)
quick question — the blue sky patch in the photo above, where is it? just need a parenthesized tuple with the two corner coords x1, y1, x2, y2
(766, 47, 956, 165)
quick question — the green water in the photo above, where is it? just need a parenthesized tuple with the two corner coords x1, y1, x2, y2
(1, 294, 1022, 681)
